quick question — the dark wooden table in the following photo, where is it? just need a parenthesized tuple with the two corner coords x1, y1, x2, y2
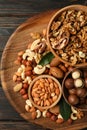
(0, 0, 87, 130)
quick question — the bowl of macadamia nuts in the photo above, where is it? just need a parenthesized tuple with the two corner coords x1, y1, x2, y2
(47, 5, 87, 66)
(28, 75, 62, 110)
(62, 66, 87, 111)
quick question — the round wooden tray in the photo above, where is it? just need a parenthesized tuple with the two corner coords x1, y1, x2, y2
(1, 10, 87, 130)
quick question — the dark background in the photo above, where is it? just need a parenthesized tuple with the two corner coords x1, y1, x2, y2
(0, 0, 87, 130)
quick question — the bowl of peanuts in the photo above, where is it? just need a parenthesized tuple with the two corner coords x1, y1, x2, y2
(28, 75, 62, 110)
(47, 5, 87, 66)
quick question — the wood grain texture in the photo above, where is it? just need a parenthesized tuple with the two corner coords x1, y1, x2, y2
(1, 10, 87, 130)
(0, 1, 87, 130)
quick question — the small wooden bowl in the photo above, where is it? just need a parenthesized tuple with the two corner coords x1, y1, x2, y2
(62, 66, 87, 111)
(28, 75, 62, 110)
(47, 5, 87, 67)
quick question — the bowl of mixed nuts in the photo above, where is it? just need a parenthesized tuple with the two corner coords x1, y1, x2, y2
(62, 66, 87, 111)
(28, 75, 62, 110)
(47, 5, 87, 66)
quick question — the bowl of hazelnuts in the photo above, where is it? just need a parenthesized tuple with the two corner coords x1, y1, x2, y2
(62, 66, 87, 111)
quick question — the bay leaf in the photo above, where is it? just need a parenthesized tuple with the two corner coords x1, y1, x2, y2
(59, 97, 71, 120)
(39, 52, 54, 66)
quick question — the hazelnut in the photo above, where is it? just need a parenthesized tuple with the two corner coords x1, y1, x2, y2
(76, 88, 87, 98)
(74, 78, 84, 88)
(46, 111, 52, 118)
(50, 114, 57, 121)
(72, 70, 81, 79)
(65, 78, 74, 89)
(67, 118, 73, 125)
(68, 94, 79, 105)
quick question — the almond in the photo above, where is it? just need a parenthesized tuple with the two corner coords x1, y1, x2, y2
(50, 57, 61, 67)
(50, 67, 64, 79)
(49, 105, 60, 115)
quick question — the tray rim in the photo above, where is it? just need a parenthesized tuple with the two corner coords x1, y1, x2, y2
(1, 9, 87, 130)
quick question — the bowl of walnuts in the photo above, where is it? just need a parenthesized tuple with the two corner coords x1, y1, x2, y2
(62, 66, 87, 111)
(28, 75, 62, 110)
(47, 5, 87, 66)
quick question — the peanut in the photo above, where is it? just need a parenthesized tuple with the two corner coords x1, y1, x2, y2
(22, 94, 28, 100)
(13, 83, 22, 92)
(13, 74, 17, 82)
(31, 111, 37, 119)
(56, 118, 64, 124)
(20, 88, 26, 95)
(29, 107, 36, 112)
(18, 51, 24, 56)
(25, 70, 32, 76)
(23, 83, 29, 89)
(50, 115, 57, 121)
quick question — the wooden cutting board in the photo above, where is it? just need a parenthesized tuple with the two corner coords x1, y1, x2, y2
(1, 10, 87, 130)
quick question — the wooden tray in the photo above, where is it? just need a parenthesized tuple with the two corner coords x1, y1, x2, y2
(1, 10, 87, 130)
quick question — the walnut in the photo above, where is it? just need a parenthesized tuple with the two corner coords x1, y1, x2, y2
(49, 9, 87, 65)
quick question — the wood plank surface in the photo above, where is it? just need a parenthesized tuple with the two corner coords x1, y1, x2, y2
(0, 0, 87, 130)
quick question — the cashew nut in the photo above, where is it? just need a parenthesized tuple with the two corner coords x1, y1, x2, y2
(21, 72, 25, 80)
(42, 110, 47, 117)
(34, 53, 41, 63)
(17, 67, 23, 74)
(23, 49, 35, 60)
(21, 65, 25, 70)
(34, 65, 46, 74)
(71, 113, 77, 120)
(26, 76, 32, 84)
(30, 39, 40, 51)
(46, 64, 50, 68)
(26, 99, 32, 107)
(25, 104, 30, 112)
(57, 114, 63, 119)
(22, 53, 28, 60)
(36, 110, 41, 118)
(71, 106, 77, 114)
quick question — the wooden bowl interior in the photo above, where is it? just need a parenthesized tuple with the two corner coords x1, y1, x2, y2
(28, 75, 62, 110)
(62, 66, 87, 111)
(47, 5, 87, 67)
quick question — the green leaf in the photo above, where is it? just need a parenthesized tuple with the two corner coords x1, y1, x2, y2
(38, 52, 54, 66)
(59, 97, 72, 120)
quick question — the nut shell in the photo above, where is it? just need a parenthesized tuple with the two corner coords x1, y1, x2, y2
(68, 94, 79, 105)
(65, 78, 74, 89)
(50, 67, 64, 79)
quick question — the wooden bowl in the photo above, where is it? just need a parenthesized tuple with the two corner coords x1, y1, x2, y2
(47, 5, 87, 67)
(28, 75, 62, 110)
(62, 66, 87, 111)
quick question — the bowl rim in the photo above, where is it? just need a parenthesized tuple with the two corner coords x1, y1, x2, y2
(28, 74, 62, 110)
(47, 4, 87, 67)
(62, 66, 87, 111)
